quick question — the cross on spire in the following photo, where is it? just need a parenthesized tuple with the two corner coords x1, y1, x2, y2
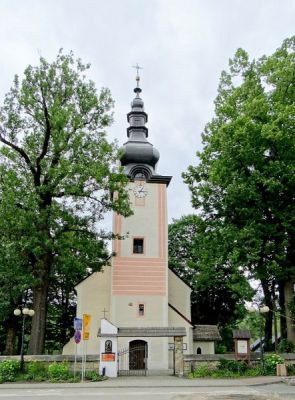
(132, 63, 143, 87)
(102, 308, 108, 319)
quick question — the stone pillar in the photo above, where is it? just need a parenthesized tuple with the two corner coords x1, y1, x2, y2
(174, 336, 184, 377)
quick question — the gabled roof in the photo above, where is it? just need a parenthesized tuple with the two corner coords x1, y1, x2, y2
(98, 326, 187, 337)
(233, 329, 251, 339)
(193, 325, 221, 341)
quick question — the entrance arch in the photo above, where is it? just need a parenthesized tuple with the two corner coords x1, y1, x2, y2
(129, 340, 148, 370)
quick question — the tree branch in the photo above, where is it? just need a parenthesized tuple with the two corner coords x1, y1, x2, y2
(36, 85, 51, 174)
(0, 130, 39, 185)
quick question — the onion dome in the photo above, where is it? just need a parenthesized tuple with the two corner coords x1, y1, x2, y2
(120, 73, 160, 179)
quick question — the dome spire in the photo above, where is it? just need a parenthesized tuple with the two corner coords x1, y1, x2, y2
(132, 63, 143, 95)
(120, 65, 160, 179)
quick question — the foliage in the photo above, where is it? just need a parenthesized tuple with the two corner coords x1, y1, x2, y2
(168, 215, 253, 330)
(278, 339, 295, 353)
(217, 359, 247, 373)
(47, 362, 70, 381)
(0, 360, 20, 383)
(287, 364, 295, 375)
(26, 361, 48, 381)
(264, 354, 284, 375)
(183, 36, 295, 343)
(0, 50, 132, 354)
(188, 363, 215, 378)
(215, 343, 227, 354)
(237, 311, 262, 342)
(85, 370, 104, 381)
(188, 361, 263, 379)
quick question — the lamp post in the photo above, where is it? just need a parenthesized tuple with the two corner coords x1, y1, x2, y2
(13, 307, 35, 371)
(249, 305, 269, 371)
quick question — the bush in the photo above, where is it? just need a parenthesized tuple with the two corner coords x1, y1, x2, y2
(287, 364, 295, 375)
(26, 361, 48, 381)
(188, 363, 215, 378)
(278, 339, 295, 353)
(0, 360, 20, 383)
(217, 359, 247, 373)
(85, 371, 104, 381)
(48, 362, 70, 381)
(264, 354, 284, 375)
(215, 344, 227, 354)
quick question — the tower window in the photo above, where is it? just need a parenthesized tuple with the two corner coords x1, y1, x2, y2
(138, 304, 145, 316)
(133, 238, 144, 254)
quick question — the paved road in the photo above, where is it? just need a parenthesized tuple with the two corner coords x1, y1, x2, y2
(0, 377, 294, 400)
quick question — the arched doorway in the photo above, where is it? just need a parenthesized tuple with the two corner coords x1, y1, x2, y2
(129, 340, 148, 371)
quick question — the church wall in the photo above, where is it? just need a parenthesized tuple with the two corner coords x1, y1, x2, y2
(63, 267, 111, 355)
(111, 295, 168, 326)
(168, 269, 191, 320)
(168, 307, 193, 354)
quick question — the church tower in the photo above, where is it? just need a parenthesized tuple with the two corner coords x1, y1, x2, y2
(63, 70, 195, 373)
(111, 72, 171, 327)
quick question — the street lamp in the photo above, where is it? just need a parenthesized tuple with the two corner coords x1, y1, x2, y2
(13, 307, 35, 371)
(248, 305, 269, 371)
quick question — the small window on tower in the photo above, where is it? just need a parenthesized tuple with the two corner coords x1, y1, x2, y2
(138, 304, 145, 316)
(133, 238, 144, 254)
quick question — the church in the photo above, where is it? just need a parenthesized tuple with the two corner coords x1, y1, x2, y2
(63, 72, 220, 374)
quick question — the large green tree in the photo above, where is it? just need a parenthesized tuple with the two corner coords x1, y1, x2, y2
(0, 51, 131, 354)
(184, 37, 295, 344)
(168, 215, 253, 332)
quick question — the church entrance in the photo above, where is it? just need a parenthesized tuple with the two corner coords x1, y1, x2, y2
(118, 340, 148, 376)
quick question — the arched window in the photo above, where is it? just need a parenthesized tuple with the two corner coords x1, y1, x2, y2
(197, 347, 202, 354)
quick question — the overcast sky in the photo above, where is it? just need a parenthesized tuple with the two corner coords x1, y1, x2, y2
(0, 0, 294, 224)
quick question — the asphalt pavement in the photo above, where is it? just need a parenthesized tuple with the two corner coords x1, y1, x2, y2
(0, 375, 294, 400)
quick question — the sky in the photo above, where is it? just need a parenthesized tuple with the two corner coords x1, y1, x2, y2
(0, 0, 294, 224)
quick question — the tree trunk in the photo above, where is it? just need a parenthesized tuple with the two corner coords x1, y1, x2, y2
(279, 281, 287, 339)
(28, 268, 50, 355)
(261, 278, 273, 350)
(4, 317, 18, 355)
(284, 280, 295, 343)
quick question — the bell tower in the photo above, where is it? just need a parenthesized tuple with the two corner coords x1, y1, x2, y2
(110, 69, 171, 328)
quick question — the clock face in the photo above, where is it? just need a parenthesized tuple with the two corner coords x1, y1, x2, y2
(133, 184, 148, 198)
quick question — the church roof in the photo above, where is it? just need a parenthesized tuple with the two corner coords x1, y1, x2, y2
(120, 70, 171, 185)
(193, 325, 222, 341)
(98, 326, 187, 337)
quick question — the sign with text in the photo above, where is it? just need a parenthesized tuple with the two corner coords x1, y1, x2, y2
(74, 317, 82, 331)
(83, 314, 91, 340)
(101, 353, 116, 362)
(237, 339, 248, 354)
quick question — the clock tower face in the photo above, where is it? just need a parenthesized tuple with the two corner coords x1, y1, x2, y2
(133, 184, 148, 198)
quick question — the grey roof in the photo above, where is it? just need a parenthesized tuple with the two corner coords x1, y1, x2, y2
(233, 329, 251, 339)
(98, 327, 186, 337)
(193, 325, 222, 341)
(120, 85, 161, 180)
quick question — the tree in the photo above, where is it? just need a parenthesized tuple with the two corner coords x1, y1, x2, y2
(183, 37, 295, 344)
(168, 215, 253, 335)
(0, 51, 131, 354)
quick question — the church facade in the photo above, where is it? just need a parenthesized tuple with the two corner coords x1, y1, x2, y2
(63, 75, 217, 372)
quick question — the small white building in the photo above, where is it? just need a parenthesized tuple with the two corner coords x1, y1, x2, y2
(193, 325, 222, 354)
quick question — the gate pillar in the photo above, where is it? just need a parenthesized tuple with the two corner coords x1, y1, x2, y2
(174, 336, 184, 377)
(99, 319, 118, 378)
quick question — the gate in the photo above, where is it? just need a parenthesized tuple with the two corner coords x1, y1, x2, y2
(118, 340, 148, 376)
